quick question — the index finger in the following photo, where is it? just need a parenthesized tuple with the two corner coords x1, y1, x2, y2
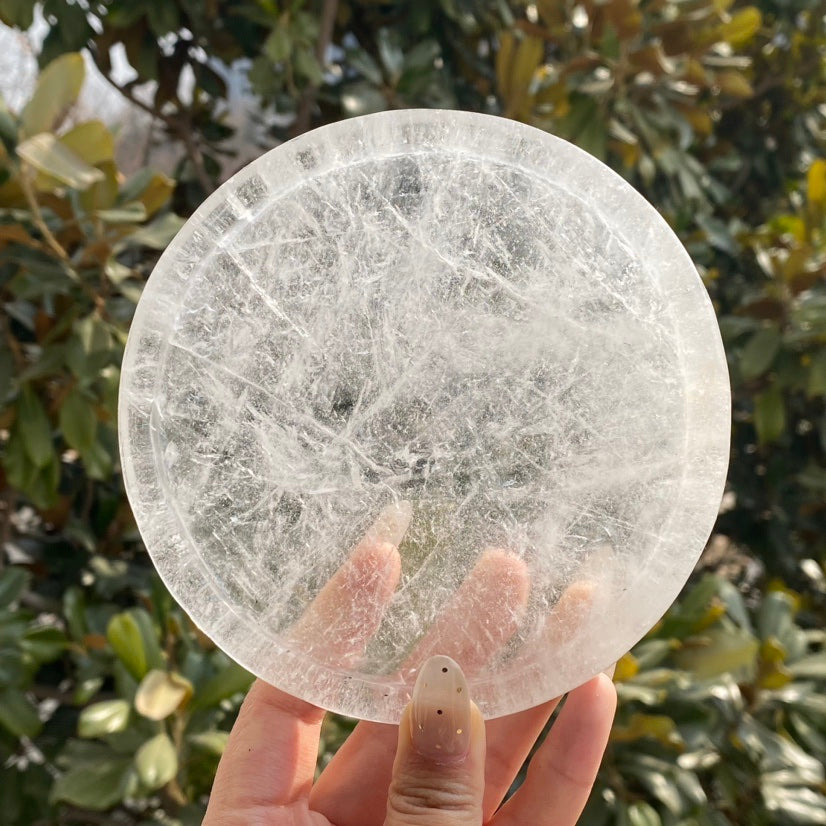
(204, 509, 404, 819)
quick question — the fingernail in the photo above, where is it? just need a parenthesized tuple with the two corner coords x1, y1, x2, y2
(603, 662, 617, 680)
(410, 655, 471, 764)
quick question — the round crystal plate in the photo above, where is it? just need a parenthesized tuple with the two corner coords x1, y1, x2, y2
(119, 110, 730, 722)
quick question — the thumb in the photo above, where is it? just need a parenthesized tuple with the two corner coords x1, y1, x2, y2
(386, 655, 486, 826)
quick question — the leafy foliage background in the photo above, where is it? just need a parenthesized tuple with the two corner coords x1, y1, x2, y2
(0, 1, 824, 824)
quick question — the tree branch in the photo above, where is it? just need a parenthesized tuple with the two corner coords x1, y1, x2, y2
(89, 53, 213, 194)
(292, 0, 339, 137)
(18, 169, 70, 262)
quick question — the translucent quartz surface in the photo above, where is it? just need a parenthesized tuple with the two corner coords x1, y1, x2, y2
(119, 110, 730, 722)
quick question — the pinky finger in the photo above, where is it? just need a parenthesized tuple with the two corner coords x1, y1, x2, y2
(491, 673, 617, 826)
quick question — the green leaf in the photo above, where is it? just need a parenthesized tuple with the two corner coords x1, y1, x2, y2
(754, 386, 786, 444)
(697, 213, 739, 256)
(807, 349, 826, 398)
(674, 626, 759, 679)
(59, 387, 97, 452)
(740, 326, 780, 381)
(0, 340, 13, 404)
(147, 2, 180, 36)
(17, 385, 53, 468)
(188, 730, 230, 756)
(79, 438, 114, 482)
(0, 688, 42, 738)
(135, 733, 178, 790)
(96, 202, 148, 224)
(107, 612, 148, 680)
(17, 133, 105, 190)
(78, 699, 131, 738)
(758, 590, 798, 642)
(0, 649, 25, 687)
(377, 28, 404, 81)
(21, 53, 85, 136)
(399, 40, 441, 86)
(189, 661, 254, 712)
(264, 25, 291, 63)
(51, 755, 136, 810)
(341, 82, 387, 118)
(3, 425, 60, 508)
(0, 567, 30, 608)
(294, 47, 324, 86)
(21, 626, 67, 663)
(627, 802, 662, 826)
(0, 0, 35, 28)
(123, 212, 184, 249)
(348, 48, 383, 85)
(47, 1, 92, 53)
(764, 786, 826, 825)
(135, 670, 193, 721)
(622, 757, 684, 813)
(790, 654, 826, 680)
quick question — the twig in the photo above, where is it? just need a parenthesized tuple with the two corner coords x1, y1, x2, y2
(179, 121, 214, 194)
(0, 488, 15, 575)
(18, 168, 70, 262)
(89, 54, 213, 193)
(292, 0, 339, 136)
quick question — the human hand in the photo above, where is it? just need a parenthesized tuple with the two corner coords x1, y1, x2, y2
(203, 521, 617, 826)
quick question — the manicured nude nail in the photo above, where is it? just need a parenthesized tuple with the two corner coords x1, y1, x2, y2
(410, 655, 470, 764)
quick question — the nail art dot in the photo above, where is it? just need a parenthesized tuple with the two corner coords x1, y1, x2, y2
(457, 687, 462, 693)
(456, 728, 463, 734)
(437, 709, 443, 715)
(441, 666, 448, 673)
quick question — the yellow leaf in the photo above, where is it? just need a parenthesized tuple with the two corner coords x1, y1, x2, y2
(21, 53, 85, 137)
(534, 81, 569, 117)
(679, 106, 713, 137)
(499, 35, 544, 119)
(496, 31, 516, 102)
(807, 159, 826, 208)
(720, 7, 762, 48)
(60, 121, 115, 166)
(694, 598, 727, 632)
(613, 652, 639, 682)
(612, 139, 641, 168)
(611, 713, 684, 749)
(717, 70, 753, 98)
(760, 664, 792, 689)
(684, 58, 708, 87)
(134, 670, 193, 721)
(137, 173, 176, 216)
(760, 635, 787, 665)
(80, 160, 120, 211)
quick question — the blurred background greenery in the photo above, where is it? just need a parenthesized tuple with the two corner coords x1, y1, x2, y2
(0, 0, 824, 823)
